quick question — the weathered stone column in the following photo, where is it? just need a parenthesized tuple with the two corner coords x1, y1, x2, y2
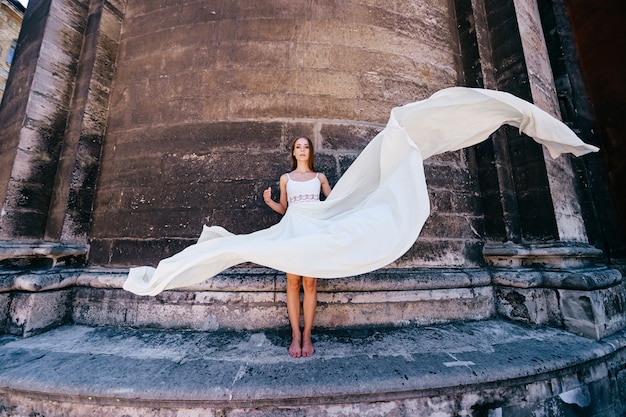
(513, 0, 588, 243)
(0, 0, 125, 268)
(456, 0, 625, 339)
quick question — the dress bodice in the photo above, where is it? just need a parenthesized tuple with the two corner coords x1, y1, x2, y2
(286, 173, 321, 206)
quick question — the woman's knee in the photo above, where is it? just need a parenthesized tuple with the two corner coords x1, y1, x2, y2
(301, 277, 317, 293)
(286, 274, 302, 291)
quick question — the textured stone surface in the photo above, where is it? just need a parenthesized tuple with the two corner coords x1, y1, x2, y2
(468, 0, 562, 244)
(495, 286, 561, 327)
(0, 0, 88, 240)
(492, 263, 626, 339)
(87, 0, 482, 267)
(559, 283, 626, 340)
(0, 268, 495, 332)
(0, 0, 125, 245)
(0, 320, 624, 416)
(48, 0, 127, 243)
(11, 268, 493, 331)
(0, 294, 8, 334)
(6, 290, 70, 337)
(514, 0, 590, 245)
(0, 241, 88, 268)
(491, 266, 622, 289)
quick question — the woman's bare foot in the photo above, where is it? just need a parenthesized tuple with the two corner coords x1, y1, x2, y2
(289, 334, 302, 358)
(301, 335, 314, 357)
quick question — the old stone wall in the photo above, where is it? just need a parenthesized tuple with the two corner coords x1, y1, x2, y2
(0, 0, 125, 251)
(0, 0, 53, 240)
(89, 0, 486, 268)
(0, 0, 23, 102)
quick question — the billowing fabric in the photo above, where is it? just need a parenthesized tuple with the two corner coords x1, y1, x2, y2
(123, 87, 599, 296)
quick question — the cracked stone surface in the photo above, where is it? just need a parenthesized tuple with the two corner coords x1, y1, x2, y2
(0, 319, 614, 403)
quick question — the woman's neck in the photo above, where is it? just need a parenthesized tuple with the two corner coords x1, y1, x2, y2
(294, 162, 312, 173)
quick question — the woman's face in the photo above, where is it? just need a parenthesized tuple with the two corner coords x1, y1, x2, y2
(293, 138, 311, 162)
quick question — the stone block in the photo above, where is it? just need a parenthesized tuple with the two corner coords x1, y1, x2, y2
(616, 368, 626, 416)
(0, 241, 88, 268)
(543, 267, 622, 290)
(430, 188, 483, 215)
(492, 269, 545, 288)
(93, 237, 192, 268)
(424, 162, 474, 189)
(559, 283, 626, 339)
(495, 286, 561, 326)
(0, 293, 9, 333)
(397, 239, 484, 267)
(420, 212, 484, 240)
(8, 290, 70, 337)
(319, 123, 382, 152)
(584, 374, 614, 416)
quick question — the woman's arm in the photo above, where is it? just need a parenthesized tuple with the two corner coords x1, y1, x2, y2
(263, 174, 288, 215)
(319, 173, 332, 198)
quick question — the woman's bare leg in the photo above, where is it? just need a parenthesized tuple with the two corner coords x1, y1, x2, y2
(286, 273, 302, 358)
(301, 277, 317, 357)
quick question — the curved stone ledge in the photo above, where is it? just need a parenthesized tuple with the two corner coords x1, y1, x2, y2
(491, 266, 622, 289)
(69, 277, 495, 332)
(483, 242, 604, 268)
(3, 266, 623, 339)
(0, 241, 88, 268)
(0, 267, 492, 293)
(1, 268, 495, 335)
(0, 320, 624, 416)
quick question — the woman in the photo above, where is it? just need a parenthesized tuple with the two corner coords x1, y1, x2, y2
(263, 137, 332, 358)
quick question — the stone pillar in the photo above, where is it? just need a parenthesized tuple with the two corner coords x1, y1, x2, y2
(0, 0, 125, 267)
(455, 0, 625, 339)
(513, 0, 588, 243)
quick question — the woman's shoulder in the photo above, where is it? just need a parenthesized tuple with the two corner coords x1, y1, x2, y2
(316, 172, 328, 181)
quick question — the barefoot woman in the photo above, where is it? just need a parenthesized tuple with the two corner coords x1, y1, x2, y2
(263, 137, 332, 357)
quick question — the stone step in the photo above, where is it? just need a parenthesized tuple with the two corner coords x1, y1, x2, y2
(0, 319, 625, 416)
(1, 267, 495, 336)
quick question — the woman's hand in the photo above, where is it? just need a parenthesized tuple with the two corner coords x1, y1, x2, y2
(264, 179, 287, 215)
(263, 187, 273, 204)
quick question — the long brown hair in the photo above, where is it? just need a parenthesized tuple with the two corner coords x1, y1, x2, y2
(290, 136, 315, 171)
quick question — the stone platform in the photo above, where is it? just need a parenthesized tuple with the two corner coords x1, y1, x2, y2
(0, 319, 625, 416)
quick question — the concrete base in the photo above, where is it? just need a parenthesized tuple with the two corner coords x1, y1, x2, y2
(0, 320, 624, 416)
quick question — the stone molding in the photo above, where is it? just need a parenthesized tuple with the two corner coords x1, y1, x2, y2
(483, 241, 604, 268)
(0, 267, 495, 337)
(0, 240, 88, 268)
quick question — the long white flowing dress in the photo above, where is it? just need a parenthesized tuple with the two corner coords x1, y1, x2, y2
(123, 87, 599, 296)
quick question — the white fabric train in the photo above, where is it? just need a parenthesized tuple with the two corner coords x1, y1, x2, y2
(123, 87, 599, 296)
